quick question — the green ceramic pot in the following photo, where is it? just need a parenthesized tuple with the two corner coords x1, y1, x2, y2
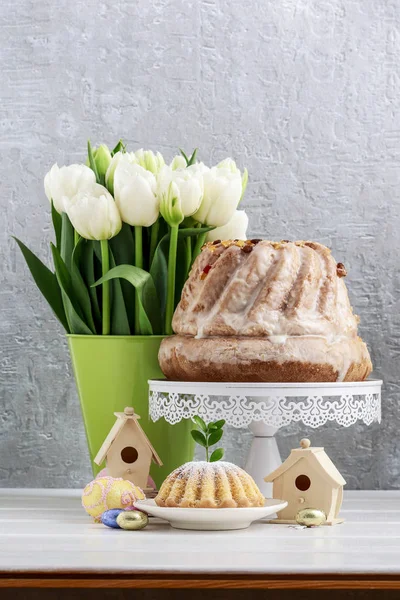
(67, 335, 194, 487)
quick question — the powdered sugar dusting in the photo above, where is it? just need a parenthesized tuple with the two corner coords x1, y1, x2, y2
(155, 461, 264, 509)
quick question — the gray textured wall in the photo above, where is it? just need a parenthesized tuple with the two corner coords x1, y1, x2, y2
(0, 0, 398, 489)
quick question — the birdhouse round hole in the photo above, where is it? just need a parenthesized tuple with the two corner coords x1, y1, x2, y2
(121, 446, 138, 464)
(295, 474, 311, 491)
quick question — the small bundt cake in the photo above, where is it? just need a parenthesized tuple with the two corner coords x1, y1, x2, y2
(155, 461, 265, 508)
(159, 239, 372, 382)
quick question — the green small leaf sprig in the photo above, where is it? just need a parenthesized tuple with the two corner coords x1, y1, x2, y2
(191, 416, 225, 462)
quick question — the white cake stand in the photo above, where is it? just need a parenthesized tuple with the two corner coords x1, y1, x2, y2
(148, 379, 382, 496)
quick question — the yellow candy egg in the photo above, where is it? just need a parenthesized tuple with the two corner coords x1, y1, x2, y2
(116, 510, 148, 530)
(296, 508, 327, 527)
(82, 476, 145, 521)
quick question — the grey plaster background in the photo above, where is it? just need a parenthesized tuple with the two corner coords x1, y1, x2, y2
(0, 0, 398, 488)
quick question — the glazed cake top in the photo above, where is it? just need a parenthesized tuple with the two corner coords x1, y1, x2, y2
(172, 239, 359, 340)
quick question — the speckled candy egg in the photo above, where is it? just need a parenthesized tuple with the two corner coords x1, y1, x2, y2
(101, 509, 124, 529)
(82, 476, 145, 522)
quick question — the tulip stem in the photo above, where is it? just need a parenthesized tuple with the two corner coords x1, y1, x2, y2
(74, 230, 80, 247)
(149, 220, 159, 267)
(165, 224, 179, 335)
(134, 226, 143, 333)
(100, 240, 110, 335)
(185, 237, 192, 277)
(192, 232, 207, 265)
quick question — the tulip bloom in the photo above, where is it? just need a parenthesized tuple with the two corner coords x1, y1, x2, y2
(170, 155, 187, 170)
(92, 144, 112, 184)
(207, 210, 249, 242)
(67, 183, 121, 336)
(113, 160, 159, 227)
(217, 158, 248, 200)
(44, 163, 96, 214)
(66, 183, 121, 241)
(193, 166, 242, 227)
(133, 149, 165, 174)
(157, 165, 204, 226)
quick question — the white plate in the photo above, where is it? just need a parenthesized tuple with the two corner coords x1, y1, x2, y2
(135, 498, 288, 531)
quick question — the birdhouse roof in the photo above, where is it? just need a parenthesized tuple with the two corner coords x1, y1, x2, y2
(264, 445, 346, 486)
(94, 407, 163, 467)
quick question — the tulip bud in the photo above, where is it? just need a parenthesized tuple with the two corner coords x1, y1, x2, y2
(170, 155, 187, 170)
(44, 163, 96, 214)
(157, 165, 204, 226)
(159, 182, 184, 226)
(93, 144, 112, 184)
(133, 149, 165, 174)
(207, 210, 249, 242)
(105, 151, 126, 195)
(66, 183, 122, 240)
(217, 158, 248, 201)
(193, 166, 242, 227)
(113, 162, 159, 227)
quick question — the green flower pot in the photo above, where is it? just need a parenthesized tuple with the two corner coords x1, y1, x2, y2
(67, 335, 194, 487)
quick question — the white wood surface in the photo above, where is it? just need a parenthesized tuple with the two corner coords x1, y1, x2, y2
(0, 489, 399, 575)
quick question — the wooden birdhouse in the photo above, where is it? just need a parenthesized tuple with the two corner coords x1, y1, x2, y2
(94, 407, 163, 490)
(264, 438, 346, 525)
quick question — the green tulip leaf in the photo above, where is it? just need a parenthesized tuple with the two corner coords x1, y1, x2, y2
(51, 243, 93, 335)
(187, 148, 198, 166)
(109, 250, 131, 335)
(92, 264, 161, 335)
(60, 212, 74, 271)
(80, 241, 101, 332)
(71, 239, 96, 334)
(150, 236, 168, 322)
(150, 226, 214, 328)
(190, 430, 207, 448)
(179, 148, 189, 164)
(210, 448, 224, 463)
(14, 237, 69, 332)
(51, 202, 62, 249)
(109, 223, 135, 331)
(111, 139, 126, 156)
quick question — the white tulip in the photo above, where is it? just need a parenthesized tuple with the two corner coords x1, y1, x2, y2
(193, 166, 242, 227)
(113, 161, 159, 227)
(44, 163, 96, 214)
(133, 149, 165, 174)
(157, 165, 204, 224)
(217, 158, 248, 200)
(207, 210, 249, 242)
(66, 184, 122, 240)
(170, 155, 187, 170)
(105, 151, 135, 195)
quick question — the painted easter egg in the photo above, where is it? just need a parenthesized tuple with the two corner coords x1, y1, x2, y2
(82, 476, 145, 521)
(116, 510, 148, 530)
(101, 509, 124, 529)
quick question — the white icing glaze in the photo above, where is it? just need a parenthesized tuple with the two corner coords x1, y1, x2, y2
(173, 241, 360, 340)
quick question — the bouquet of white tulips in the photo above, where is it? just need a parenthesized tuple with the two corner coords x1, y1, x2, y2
(15, 140, 249, 336)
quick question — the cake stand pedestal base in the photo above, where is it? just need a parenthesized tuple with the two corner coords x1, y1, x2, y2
(246, 424, 281, 497)
(148, 380, 382, 494)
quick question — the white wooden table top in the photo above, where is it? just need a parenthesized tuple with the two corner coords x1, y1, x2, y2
(0, 488, 399, 578)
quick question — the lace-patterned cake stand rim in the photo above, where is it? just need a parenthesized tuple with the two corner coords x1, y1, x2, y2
(148, 379, 382, 496)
